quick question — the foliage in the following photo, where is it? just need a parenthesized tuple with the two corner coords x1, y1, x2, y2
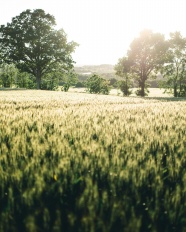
(0, 63, 18, 87)
(135, 85, 149, 96)
(86, 74, 110, 94)
(100, 80, 110, 95)
(77, 73, 90, 82)
(117, 80, 132, 96)
(59, 69, 78, 92)
(115, 57, 133, 96)
(117, 30, 168, 97)
(0, 9, 78, 89)
(63, 83, 70, 92)
(0, 90, 186, 231)
(0, 50, 3, 65)
(16, 72, 36, 89)
(75, 81, 85, 88)
(41, 74, 59, 90)
(86, 74, 102, 93)
(40, 63, 74, 91)
(64, 69, 78, 87)
(0, 63, 36, 89)
(129, 30, 168, 96)
(109, 78, 118, 87)
(161, 32, 186, 97)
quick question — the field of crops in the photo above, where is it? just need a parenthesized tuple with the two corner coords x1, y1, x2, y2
(0, 90, 186, 232)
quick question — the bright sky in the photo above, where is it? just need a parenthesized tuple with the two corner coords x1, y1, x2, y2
(0, 0, 186, 65)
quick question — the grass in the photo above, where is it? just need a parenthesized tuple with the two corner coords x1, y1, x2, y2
(0, 90, 186, 232)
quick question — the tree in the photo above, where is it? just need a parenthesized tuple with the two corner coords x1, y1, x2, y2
(0, 51, 3, 65)
(127, 30, 168, 96)
(61, 69, 78, 87)
(34, 59, 78, 91)
(75, 81, 85, 88)
(161, 32, 186, 97)
(0, 63, 18, 87)
(86, 74, 110, 95)
(0, 9, 78, 89)
(115, 57, 133, 96)
(16, 71, 36, 89)
(100, 79, 110, 95)
(109, 78, 118, 87)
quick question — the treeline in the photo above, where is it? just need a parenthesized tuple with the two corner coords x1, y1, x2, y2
(0, 63, 78, 91)
(0, 9, 186, 96)
(71, 30, 186, 97)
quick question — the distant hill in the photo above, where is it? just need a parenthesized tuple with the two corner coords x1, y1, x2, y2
(75, 64, 115, 74)
(74, 64, 163, 88)
(74, 64, 119, 81)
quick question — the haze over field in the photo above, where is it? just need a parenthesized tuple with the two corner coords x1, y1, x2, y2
(0, 0, 186, 65)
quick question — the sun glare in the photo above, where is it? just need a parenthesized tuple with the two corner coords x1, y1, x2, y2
(1, 0, 186, 65)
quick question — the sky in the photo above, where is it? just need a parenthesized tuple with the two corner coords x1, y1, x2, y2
(0, 0, 186, 66)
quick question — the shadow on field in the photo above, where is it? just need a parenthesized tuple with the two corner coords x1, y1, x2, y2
(145, 97, 186, 102)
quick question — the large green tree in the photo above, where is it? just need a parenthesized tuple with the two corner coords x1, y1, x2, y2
(0, 9, 78, 89)
(161, 32, 186, 97)
(126, 30, 168, 96)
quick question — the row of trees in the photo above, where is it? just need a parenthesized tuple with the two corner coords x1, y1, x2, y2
(115, 30, 186, 97)
(0, 9, 78, 90)
(0, 63, 78, 90)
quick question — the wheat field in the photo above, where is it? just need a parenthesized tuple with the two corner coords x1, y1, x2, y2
(0, 90, 186, 232)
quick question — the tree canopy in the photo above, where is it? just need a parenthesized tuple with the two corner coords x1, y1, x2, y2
(116, 30, 168, 96)
(86, 74, 110, 95)
(114, 57, 133, 96)
(129, 30, 168, 96)
(161, 32, 186, 97)
(0, 63, 18, 88)
(0, 9, 78, 89)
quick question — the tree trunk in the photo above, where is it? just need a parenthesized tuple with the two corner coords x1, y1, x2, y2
(174, 68, 178, 97)
(174, 80, 177, 97)
(36, 70, 41, 89)
(140, 81, 145, 97)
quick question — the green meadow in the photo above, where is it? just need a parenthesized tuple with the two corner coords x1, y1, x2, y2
(0, 90, 186, 232)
